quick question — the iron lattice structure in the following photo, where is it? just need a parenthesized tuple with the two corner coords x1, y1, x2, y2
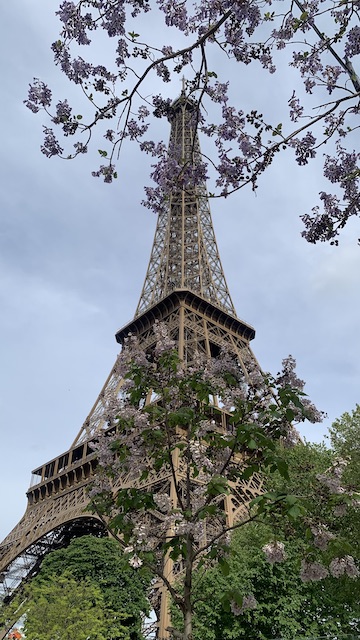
(0, 92, 262, 640)
(136, 93, 236, 317)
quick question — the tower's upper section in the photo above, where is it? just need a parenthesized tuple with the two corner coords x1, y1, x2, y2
(135, 92, 236, 317)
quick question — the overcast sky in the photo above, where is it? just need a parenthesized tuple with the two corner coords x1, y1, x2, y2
(1, 1, 359, 543)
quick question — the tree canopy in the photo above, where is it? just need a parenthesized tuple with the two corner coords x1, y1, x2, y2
(23, 572, 115, 640)
(30, 535, 151, 640)
(24, 0, 360, 246)
(329, 403, 360, 488)
(175, 441, 360, 639)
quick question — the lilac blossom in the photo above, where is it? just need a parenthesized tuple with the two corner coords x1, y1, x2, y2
(231, 594, 258, 615)
(52, 99, 78, 136)
(311, 525, 335, 550)
(329, 556, 359, 578)
(153, 493, 173, 513)
(41, 128, 63, 158)
(101, 4, 126, 38)
(153, 320, 176, 355)
(56, 1, 93, 45)
(128, 554, 143, 568)
(324, 65, 343, 93)
(290, 132, 317, 166)
(24, 79, 52, 113)
(276, 355, 325, 422)
(262, 540, 287, 563)
(158, 0, 188, 31)
(91, 163, 117, 183)
(345, 25, 360, 58)
(73, 141, 88, 154)
(300, 560, 329, 582)
(126, 119, 149, 140)
(288, 92, 304, 122)
(316, 458, 348, 494)
(116, 38, 130, 66)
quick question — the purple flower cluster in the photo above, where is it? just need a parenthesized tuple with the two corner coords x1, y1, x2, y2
(288, 92, 304, 122)
(41, 127, 63, 158)
(218, 105, 246, 141)
(345, 25, 360, 58)
(300, 560, 329, 582)
(231, 594, 257, 616)
(301, 196, 339, 244)
(262, 540, 287, 563)
(116, 38, 130, 66)
(323, 65, 343, 94)
(56, 1, 94, 45)
(24, 79, 52, 113)
(302, 142, 360, 244)
(142, 135, 209, 214)
(329, 555, 359, 578)
(290, 131, 317, 166)
(101, 3, 126, 38)
(316, 458, 348, 494)
(276, 355, 325, 423)
(73, 141, 88, 154)
(311, 525, 335, 550)
(272, 15, 295, 49)
(158, 0, 188, 31)
(204, 81, 229, 105)
(126, 118, 149, 140)
(92, 163, 117, 183)
(51, 99, 79, 136)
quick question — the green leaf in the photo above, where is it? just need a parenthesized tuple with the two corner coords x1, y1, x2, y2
(219, 558, 230, 576)
(272, 123, 283, 137)
(287, 505, 302, 519)
(207, 475, 230, 497)
(241, 464, 258, 480)
(276, 458, 289, 480)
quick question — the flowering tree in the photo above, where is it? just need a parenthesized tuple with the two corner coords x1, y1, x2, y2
(329, 403, 360, 487)
(86, 323, 359, 640)
(25, 0, 360, 245)
(183, 487, 359, 639)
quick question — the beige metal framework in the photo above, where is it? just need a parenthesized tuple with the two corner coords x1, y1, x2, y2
(0, 93, 261, 640)
(136, 94, 236, 317)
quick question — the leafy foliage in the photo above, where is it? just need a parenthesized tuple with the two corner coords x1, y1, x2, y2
(174, 442, 360, 639)
(34, 535, 151, 639)
(329, 403, 360, 489)
(23, 571, 121, 640)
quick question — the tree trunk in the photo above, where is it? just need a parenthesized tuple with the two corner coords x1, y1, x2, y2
(182, 536, 193, 640)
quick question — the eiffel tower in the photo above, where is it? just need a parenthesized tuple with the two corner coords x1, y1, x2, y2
(0, 91, 261, 639)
